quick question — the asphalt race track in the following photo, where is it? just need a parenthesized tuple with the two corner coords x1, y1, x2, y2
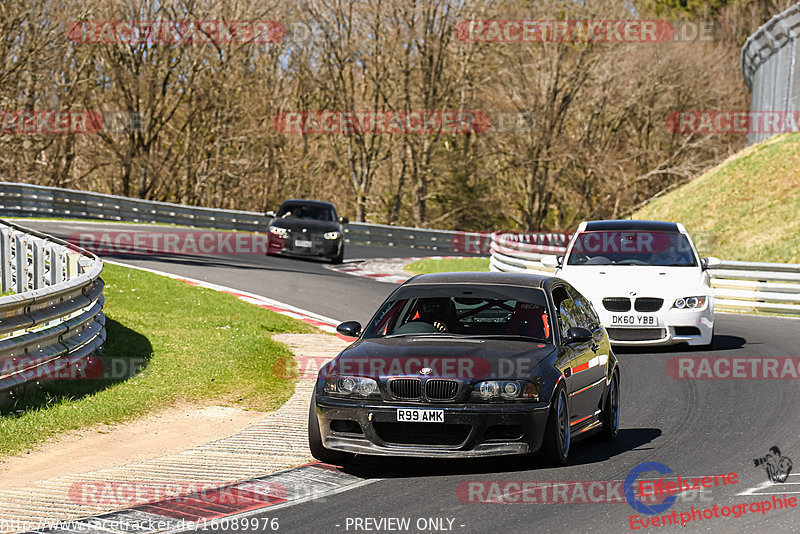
(21, 220, 800, 533)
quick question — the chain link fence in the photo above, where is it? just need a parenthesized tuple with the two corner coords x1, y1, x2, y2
(741, 3, 800, 145)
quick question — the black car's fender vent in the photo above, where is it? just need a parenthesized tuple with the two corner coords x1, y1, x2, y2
(373, 422, 471, 446)
(634, 297, 664, 312)
(603, 298, 631, 312)
(425, 379, 459, 400)
(607, 327, 665, 341)
(389, 378, 422, 399)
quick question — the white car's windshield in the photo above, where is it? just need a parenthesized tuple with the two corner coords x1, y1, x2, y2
(566, 230, 697, 267)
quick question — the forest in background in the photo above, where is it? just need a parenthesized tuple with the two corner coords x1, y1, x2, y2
(0, 0, 793, 231)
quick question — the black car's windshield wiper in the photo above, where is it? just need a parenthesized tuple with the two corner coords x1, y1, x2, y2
(382, 333, 464, 339)
(467, 334, 548, 343)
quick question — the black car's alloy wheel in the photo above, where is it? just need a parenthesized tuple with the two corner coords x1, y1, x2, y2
(308, 395, 354, 465)
(542, 386, 570, 465)
(601, 371, 620, 440)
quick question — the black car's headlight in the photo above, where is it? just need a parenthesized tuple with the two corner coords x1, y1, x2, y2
(672, 296, 706, 309)
(269, 226, 288, 236)
(323, 376, 380, 398)
(470, 379, 540, 402)
(323, 231, 341, 240)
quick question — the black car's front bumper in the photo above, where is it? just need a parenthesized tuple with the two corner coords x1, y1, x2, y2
(268, 234, 341, 258)
(315, 396, 551, 458)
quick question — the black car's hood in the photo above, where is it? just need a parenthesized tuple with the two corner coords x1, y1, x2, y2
(332, 337, 556, 380)
(270, 218, 340, 233)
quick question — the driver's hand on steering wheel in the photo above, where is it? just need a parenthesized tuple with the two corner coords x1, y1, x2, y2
(433, 321, 448, 332)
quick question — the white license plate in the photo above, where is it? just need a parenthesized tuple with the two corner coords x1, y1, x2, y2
(396, 409, 444, 423)
(610, 314, 658, 326)
(294, 239, 313, 248)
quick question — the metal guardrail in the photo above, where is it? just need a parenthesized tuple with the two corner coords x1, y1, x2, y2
(0, 182, 466, 251)
(488, 232, 800, 316)
(741, 3, 800, 145)
(0, 218, 105, 399)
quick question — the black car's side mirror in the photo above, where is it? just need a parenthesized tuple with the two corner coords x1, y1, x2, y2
(565, 326, 593, 343)
(266, 210, 276, 218)
(337, 321, 361, 337)
(339, 216, 349, 224)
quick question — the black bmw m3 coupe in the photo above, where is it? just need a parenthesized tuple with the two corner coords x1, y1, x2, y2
(309, 272, 621, 465)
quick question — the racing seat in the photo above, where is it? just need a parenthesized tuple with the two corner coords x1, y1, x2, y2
(507, 302, 549, 340)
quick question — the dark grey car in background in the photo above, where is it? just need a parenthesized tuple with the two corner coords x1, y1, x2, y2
(266, 199, 348, 263)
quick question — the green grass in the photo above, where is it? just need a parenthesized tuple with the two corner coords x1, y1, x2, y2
(404, 257, 490, 274)
(0, 263, 315, 456)
(634, 133, 800, 262)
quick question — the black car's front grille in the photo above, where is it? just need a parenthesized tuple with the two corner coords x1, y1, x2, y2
(425, 379, 459, 400)
(607, 328, 665, 341)
(603, 298, 631, 312)
(373, 422, 471, 446)
(389, 378, 422, 399)
(634, 298, 664, 312)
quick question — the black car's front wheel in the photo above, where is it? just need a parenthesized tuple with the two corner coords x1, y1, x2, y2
(308, 395, 354, 465)
(601, 371, 620, 440)
(542, 386, 570, 465)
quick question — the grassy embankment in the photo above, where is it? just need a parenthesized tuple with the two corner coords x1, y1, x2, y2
(0, 262, 314, 457)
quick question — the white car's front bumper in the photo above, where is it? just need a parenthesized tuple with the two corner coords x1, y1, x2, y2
(598, 300, 714, 346)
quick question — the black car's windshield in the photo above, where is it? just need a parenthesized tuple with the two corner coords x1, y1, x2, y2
(362, 286, 552, 342)
(278, 203, 335, 222)
(566, 230, 697, 267)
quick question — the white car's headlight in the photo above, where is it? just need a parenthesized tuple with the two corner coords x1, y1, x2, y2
(324, 231, 341, 240)
(673, 296, 707, 309)
(269, 226, 288, 236)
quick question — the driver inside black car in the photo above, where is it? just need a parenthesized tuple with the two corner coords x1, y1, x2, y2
(416, 297, 453, 332)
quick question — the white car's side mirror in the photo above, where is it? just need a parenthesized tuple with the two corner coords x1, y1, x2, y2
(701, 256, 721, 270)
(541, 255, 561, 268)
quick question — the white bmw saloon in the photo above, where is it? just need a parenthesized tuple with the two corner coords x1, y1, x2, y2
(542, 220, 718, 347)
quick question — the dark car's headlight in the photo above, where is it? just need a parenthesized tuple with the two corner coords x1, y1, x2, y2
(323, 376, 380, 398)
(470, 379, 540, 402)
(323, 231, 341, 240)
(269, 226, 288, 236)
(672, 296, 706, 309)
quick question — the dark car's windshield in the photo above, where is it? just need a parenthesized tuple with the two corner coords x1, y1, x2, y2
(362, 285, 552, 342)
(278, 203, 336, 222)
(566, 230, 697, 267)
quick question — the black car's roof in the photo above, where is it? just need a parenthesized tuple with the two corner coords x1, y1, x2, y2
(403, 271, 550, 289)
(280, 199, 336, 208)
(584, 220, 679, 232)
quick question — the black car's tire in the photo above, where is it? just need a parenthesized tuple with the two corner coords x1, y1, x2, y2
(330, 248, 344, 264)
(308, 395, 354, 465)
(542, 386, 570, 465)
(600, 371, 620, 441)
